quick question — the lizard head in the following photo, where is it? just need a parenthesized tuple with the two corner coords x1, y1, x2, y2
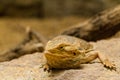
(47, 43, 86, 57)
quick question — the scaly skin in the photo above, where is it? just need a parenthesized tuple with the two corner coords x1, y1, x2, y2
(44, 35, 115, 71)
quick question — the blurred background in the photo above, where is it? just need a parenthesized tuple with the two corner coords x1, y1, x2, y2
(0, 0, 120, 51)
(0, 0, 120, 18)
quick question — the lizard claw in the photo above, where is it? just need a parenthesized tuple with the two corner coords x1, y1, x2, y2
(103, 59, 116, 71)
(43, 64, 51, 72)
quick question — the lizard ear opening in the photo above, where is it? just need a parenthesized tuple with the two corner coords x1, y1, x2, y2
(73, 52, 76, 55)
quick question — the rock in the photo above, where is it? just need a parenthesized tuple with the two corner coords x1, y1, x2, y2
(0, 38, 120, 80)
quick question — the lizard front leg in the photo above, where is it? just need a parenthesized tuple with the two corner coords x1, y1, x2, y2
(80, 51, 116, 70)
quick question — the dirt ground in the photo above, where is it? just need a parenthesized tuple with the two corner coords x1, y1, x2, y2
(0, 17, 86, 52)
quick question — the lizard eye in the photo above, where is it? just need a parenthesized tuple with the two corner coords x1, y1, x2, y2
(59, 46, 64, 50)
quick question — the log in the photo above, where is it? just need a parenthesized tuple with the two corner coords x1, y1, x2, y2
(62, 5, 120, 41)
(0, 27, 47, 62)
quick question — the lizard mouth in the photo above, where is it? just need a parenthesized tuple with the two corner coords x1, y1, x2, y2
(45, 52, 77, 61)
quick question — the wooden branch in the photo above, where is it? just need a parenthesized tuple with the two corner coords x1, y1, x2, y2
(0, 27, 47, 62)
(62, 5, 120, 41)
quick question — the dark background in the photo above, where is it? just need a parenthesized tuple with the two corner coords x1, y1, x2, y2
(0, 0, 120, 18)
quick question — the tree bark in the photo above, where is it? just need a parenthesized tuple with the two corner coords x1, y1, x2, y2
(0, 27, 47, 62)
(62, 5, 120, 41)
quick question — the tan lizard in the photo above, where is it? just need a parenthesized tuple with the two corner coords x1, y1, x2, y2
(43, 35, 115, 71)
